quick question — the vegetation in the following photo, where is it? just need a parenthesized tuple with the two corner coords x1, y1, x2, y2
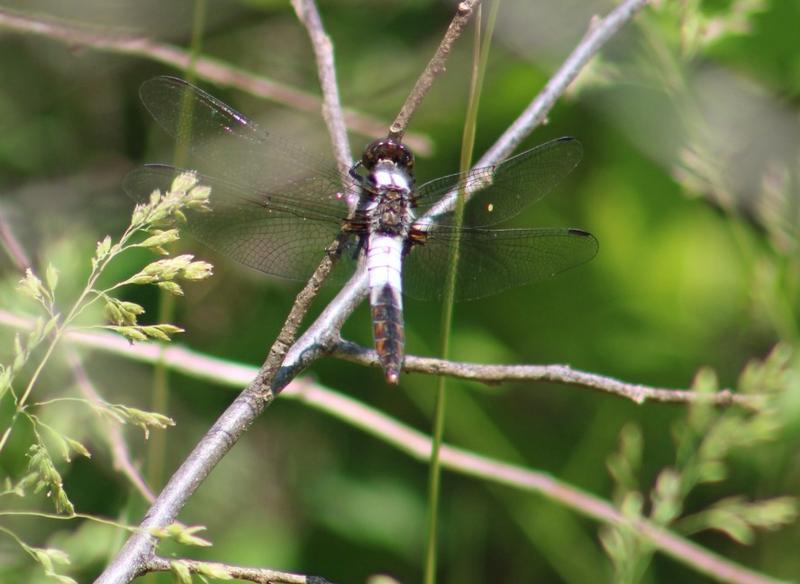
(0, 1, 798, 582)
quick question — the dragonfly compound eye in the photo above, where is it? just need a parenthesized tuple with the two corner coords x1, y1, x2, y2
(362, 138, 415, 170)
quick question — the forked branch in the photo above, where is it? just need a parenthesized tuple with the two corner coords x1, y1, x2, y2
(331, 340, 762, 408)
(292, 0, 353, 178)
(94, 0, 652, 582)
(145, 556, 333, 583)
(0, 307, 775, 584)
(390, 0, 483, 139)
(0, 311, 766, 409)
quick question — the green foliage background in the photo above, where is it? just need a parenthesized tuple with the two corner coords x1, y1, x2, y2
(0, 1, 798, 582)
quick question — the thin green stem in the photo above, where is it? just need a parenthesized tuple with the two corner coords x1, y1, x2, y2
(0, 326, 65, 453)
(0, 525, 33, 557)
(0, 510, 137, 531)
(0, 206, 141, 454)
(25, 413, 66, 445)
(29, 397, 90, 408)
(423, 3, 499, 582)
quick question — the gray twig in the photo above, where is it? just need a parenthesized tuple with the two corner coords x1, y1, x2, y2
(390, 0, 483, 139)
(331, 339, 762, 409)
(0, 312, 776, 584)
(477, 0, 649, 167)
(93, 0, 650, 581)
(145, 556, 333, 583)
(425, 0, 650, 223)
(0, 311, 769, 409)
(94, 252, 351, 584)
(292, 0, 353, 179)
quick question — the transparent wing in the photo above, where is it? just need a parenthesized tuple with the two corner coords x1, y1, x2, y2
(139, 76, 356, 213)
(123, 164, 359, 283)
(403, 226, 598, 301)
(414, 137, 582, 227)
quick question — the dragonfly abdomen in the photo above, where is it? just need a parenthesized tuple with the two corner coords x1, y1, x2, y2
(367, 233, 405, 384)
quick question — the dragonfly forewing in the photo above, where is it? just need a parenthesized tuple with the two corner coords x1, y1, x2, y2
(123, 164, 355, 283)
(139, 76, 356, 212)
(414, 137, 583, 228)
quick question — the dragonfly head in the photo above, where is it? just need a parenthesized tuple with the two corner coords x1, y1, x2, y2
(361, 138, 415, 173)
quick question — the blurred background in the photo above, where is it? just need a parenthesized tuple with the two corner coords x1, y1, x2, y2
(0, 0, 799, 582)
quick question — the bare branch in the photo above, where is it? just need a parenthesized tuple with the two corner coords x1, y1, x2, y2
(423, 0, 650, 224)
(0, 310, 775, 583)
(292, 0, 353, 178)
(288, 383, 782, 584)
(477, 0, 650, 167)
(145, 556, 333, 583)
(0, 315, 771, 584)
(65, 348, 156, 503)
(94, 251, 336, 583)
(389, 0, 483, 139)
(0, 8, 431, 155)
(0, 312, 768, 410)
(16, 1, 652, 580)
(331, 340, 763, 409)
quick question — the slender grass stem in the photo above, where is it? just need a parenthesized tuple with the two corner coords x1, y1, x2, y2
(423, 4, 499, 582)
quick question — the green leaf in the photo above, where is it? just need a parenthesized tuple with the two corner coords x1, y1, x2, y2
(170, 560, 192, 584)
(620, 491, 644, 520)
(171, 171, 199, 193)
(111, 405, 175, 439)
(47, 430, 72, 463)
(139, 229, 180, 249)
(26, 444, 74, 515)
(120, 301, 145, 316)
(42, 315, 59, 338)
(0, 365, 11, 399)
(651, 468, 683, 525)
(43, 547, 70, 566)
(13, 333, 26, 370)
(702, 506, 754, 544)
(183, 260, 213, 281)
(151, 523, 212, 547)
(17, 269, 45, 303)
(194, 563, 232, 580)
(95, 236, 112, 261)
(65, 438, 91, 459)
(607, 424, 642, 493)
(107, 326, 148, 342)
(32, 547, 54, 573)
(141, 326, 171, 342)
(154, 324, 184, 337)
(694, 460, 726, 485)
(105, 301, 124, 326)
(157, 281, 184, 296)
(45, 263, 59, 293)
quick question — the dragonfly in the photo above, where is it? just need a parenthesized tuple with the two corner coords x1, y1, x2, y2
(124, 76, 598, 384)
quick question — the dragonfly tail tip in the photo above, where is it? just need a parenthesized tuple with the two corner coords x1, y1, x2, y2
(385, 368, 401, 385)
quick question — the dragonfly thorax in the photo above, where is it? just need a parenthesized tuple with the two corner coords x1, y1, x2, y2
(357, 139, 417, 238)
(361, 166, 416, 237)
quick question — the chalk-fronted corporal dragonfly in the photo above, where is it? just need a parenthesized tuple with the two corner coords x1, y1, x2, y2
(125, 76, 598, 384)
